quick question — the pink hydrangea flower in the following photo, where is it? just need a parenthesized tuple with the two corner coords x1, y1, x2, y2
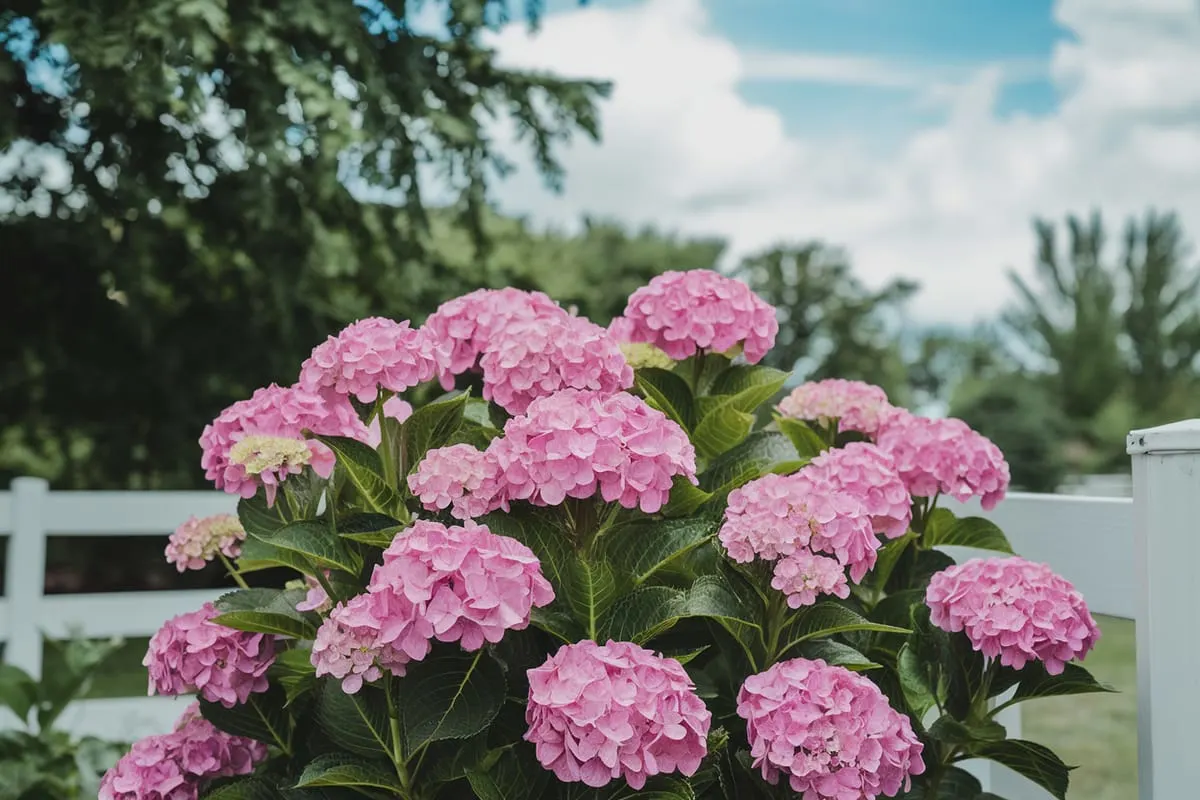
(164, 514, 246, 572)
(607, 315, 636, 342)
(719, 473, 815, 563)
(479, 313, 634, 414)
(372, 520, 555, 651)
(312, 521, 553, 692)
(620, 269, 779, 363)
(483, 389, 697, 514)
(777, 379, 894, 437)
(802, 443, 911, 540)
(423, 288, 567, 387)
(407, 443, 497, 520)
(525, 640, 711, 790)
(925, 557, 1100, 674)
(737, 658, 925, 799)
(294, 573, 332, 613)
(144, 603, 275, 708)
(199, 383, 366, 505)
(100, 705, 267, 800)
(310, 591, 429, 693)
(298, 317, 440, 403)
(771, 552, 850, 608)
(875, 410, 1011, 510)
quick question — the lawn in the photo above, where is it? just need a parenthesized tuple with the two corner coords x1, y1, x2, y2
(65, 617, 1138, 799)
(1023, 615, 1138, 799)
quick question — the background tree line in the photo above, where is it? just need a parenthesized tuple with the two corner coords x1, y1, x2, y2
(4, 0, 1199, 501)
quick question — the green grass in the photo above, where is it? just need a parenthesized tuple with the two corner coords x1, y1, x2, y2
(1023, 615, 1138, 800)
(68, 619, 1139, 799)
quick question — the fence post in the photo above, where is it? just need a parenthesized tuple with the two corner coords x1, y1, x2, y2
(6, 478, 48, 678)
(1128, 420, 1200, 799)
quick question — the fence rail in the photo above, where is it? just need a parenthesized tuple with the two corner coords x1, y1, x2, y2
(1, 418, 1196, 797)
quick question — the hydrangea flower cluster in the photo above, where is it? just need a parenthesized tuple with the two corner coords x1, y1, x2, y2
(298, 317, 440, 403)
(525, 640, 711, 790)
(875, 410, 1011, 510)
(736, 658, 925, 799)
(615, 269, 779, 364)
(719, 444, 909, 604)
(164, 514, 245, 572)
(200, 384, 334, 503)
(479, 313, 634, 414)
(422, 287, 566, 387)
(311, 521, 554, 692)
(406, 443, 494, 519)
(777, 379, 894, 437)
(925, 556, 1100, 674)
(414, 389, 697, 516)
(99, 705, 267, 800)
(144, 603, 276, 708)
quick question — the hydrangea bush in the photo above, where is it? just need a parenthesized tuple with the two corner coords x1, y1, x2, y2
(103, 270, 1110, 800)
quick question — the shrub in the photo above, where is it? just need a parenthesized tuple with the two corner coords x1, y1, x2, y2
(0, 638, 129, 799)
(103, 271, 1109, 800)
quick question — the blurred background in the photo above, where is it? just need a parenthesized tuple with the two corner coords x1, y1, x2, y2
(4, 0, 1193, 795)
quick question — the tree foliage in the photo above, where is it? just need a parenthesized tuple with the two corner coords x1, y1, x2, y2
(0, 0, 618, 488)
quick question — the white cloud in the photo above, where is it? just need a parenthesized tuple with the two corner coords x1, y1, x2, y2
(484, 0, 1200, 325)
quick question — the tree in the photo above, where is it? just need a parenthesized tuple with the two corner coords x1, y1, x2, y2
(1120, 210, 1200, 417)
(0, 1, 610, 488)
(1004, 212, 1126, 423)
(736, 243, 917, 401)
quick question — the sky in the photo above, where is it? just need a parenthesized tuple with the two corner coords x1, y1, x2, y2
(470, 0, 1200, 324)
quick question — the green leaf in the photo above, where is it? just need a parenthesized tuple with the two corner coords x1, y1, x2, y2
(635, 367, 695, 431)
(776, 417, 830, 458)
(700, 431, 805, 496)
(564, 557, 618, 640)
(793, 639, 879, 671)
(270, 647, 318, 706)
(467, 746, 552, 800)
(530, 606, 586, 643)
(0, 664, 37, 723)
(200, 689, 289, 750)
(928, 715, 1005, 745)
(869, 533, 917, 594)
(236, 535, 313, 575)
(896, 643, 937, 720)
(660, 475, 713, 518)
(200, 776, 281, 799)
(969, 739, 1072, 800)
(399, 390, 469, 477)
(260, 520, 362, 575)
(1011, 662, 1116, 703)
(336, 512, 404, 548)
(596, 585, 685, 644)
(312, 434, 401, 516)
(482, 511, 573, 599)
(213, 588, 318, 639)
(691, 365, 787, 459)
(782, 603, 909, 649)
(924, 509, 1014, 553)
(314, 684, 392, 759)
(397, 648, 507, 751)
(237, 495, 288, 540)
(708, 364, 790, 403)
(294, 755, 402, 792)
(601, 514, 721, 586)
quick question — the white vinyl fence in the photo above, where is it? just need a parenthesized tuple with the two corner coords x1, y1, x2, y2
(1, 419, 1196, 798)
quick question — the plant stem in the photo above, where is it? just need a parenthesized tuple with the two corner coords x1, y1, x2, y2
(376, 392, 400, 489)
(217, 552, 250, 589)
(763, 591, 791, 666)
(384, 677, 413, 797)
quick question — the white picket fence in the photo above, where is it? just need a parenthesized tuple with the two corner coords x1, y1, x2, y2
(1, 419, 1197, 798)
